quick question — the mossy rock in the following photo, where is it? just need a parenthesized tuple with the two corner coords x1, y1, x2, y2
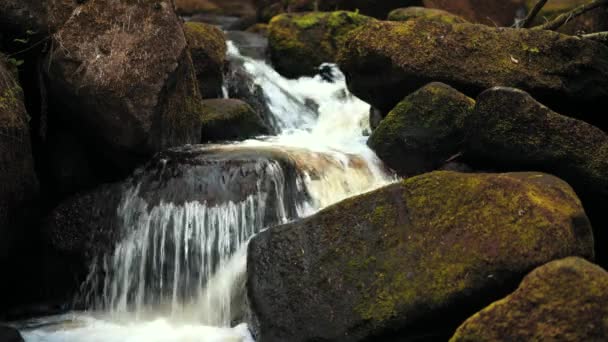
(338, 19, 608, 125)
(268, 11, 374, 78)
(368, 82, 474, 176)
(388, 7, 467, 24)
(525, 0, 608, 34)
(451, 257, 608, 341)
(184, 22, 227, 99)
(201, 99, 270, 141)
(422, 0, 524, 26)
(247, 171, 594, 341)
(45, 0, 203, 171)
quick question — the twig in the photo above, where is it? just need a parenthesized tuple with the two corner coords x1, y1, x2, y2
(519, 0, 549, 28)
(533, 0, 608, 31)
(583, 31, 608, 42)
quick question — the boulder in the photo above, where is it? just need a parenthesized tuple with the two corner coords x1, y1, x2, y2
(338, 20, 608, 125)
(423, 0, 525, 26)
(0, 325, 23, 342)
(368, 82, 475, 176)
(269, 11, 374, 78)
(184, 22, 227, 99)
(465, 87, 608, 263)
(247, 171, 594, 341)
(451, 257, 608, 341)
(201, 99, 271, 141)
(45, 0, 203, 171)
(0, 58, 39, 262)
(388, 7, 467, 24)
(525, 0, 608, 34)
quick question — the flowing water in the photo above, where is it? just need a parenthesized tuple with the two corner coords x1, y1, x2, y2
(17, 39, 393, 342)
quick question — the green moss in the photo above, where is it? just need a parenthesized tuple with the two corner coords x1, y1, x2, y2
(388, 7, 467, 24)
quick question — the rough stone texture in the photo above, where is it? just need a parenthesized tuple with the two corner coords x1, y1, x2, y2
(45, 0, 203, 171)
(269, 11, 374, 78)
(465, 87, 608, 264)
(423, 0, 525, 26)
(248, 171, 594, 342)
(526, 0, 608, 34)
(184, 22, 227, 99)
(201, 99, 270, 142)
(338, 20, 608, 126)
(368, 82, 474, 176)
(451, 257, 608, 342)
(388, 6, 467, 24)
(255, 0, 421, 23)
(0, 57, 39, 262)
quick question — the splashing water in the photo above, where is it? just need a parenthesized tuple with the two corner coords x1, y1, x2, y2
(19, 39, 393, 342)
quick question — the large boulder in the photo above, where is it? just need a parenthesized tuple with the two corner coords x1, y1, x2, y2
(45, 0, 204, 171)
(269, 11, 374, 78)
(451, 257, 608, 341)
(464, 87, 608, 263)
(423, 0, 525, 26)
(388, 6, 468, 24)
(0, 58, 39, 263)
(338, 20, 608, 125)
(368, 82, 475, 176)
(247, 171, 594, 341)
(184, 22, 227, 99)
(201, 99, 271, 142)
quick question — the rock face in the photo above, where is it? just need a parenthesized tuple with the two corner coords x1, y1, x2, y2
(201, 99, 271, 142)
(0, 325, 23, 342)
(255, 0, 421, 23)
(269, 11, 373, 78)
(451, 257, 608, 341)
(0, 58, 39, 263)
(423, 0, 525, 26)
(338, 20, 608, 124)
(45, 0, 203, 171)
(368, 82, 474, 176)
(465, 87, 608, 263)
(184, 22, 227, 99)
(388, 6, 467, 23)
(248, 171, 594, 342)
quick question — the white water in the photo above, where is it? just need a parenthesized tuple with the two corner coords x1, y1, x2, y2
(19, 40, 392, 342)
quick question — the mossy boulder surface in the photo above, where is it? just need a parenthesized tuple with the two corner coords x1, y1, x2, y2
(45, 0, 203, 171)
(452, 257, 608, 341)
(388, 7, 467, 24)
(368, 82, 474, 176)
(0, 57, 39, 263)
(338, 20, 608, 123)
(184, 22, 227, 99)
(247, 171, 594, 342)
(269, 11, 374, 78)
(423, 0, 524, 26)
(201, 99, 271, 142)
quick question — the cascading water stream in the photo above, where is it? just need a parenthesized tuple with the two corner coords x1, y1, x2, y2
(19, 39, 393, 342)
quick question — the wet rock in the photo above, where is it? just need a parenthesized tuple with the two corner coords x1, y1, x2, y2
(45, 0, 203, 172)
(0, 325, 23, 342)
(388, 6, 467, 24)
(246, 23, 269, 36)
(248, 171, 594, 342)
(184, 22, 227, 99)
(368, 107, 384, 131)
(423, 0, 525, 26)
(201, 98, 271, 141)
(269, 11, 374, 78)
(338, 20, 608, 125)
(452, 257, 608, 341)
(465, 87, 608, 264)
(368, 82, 475, 176)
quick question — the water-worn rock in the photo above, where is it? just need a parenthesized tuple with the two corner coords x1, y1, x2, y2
(388, 7, 467, 24)
(248, 171, 594, 341)
(201, 99, 271, 141)
(338, 20, 608, 124)
(451, 257, 608, 341)
(0, 58, 39, 263)
(368, 82, 474, 176)
(423, 0, 525, 26)
(465, 87, 608, 263)
(45, 0, 203, 171)
(0, 325, 23, 342)
(184, 22, 227, 99)
(269, 11, 374, 78)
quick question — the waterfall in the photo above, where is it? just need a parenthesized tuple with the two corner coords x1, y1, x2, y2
(20, 39, 393, 342)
